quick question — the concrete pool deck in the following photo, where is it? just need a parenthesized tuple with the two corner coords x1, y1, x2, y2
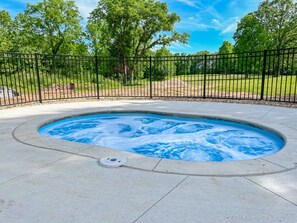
(0, 100, 297, 222)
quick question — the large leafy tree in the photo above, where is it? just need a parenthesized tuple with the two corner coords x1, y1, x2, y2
(233, 0, 297, 52)
(149, 46, 175, 80)
(255, 0, 297, 50)
(255, 0, 297, 76)
(87, 0, 189, 84)
(189, 51, 211, 74)
(16, 0, 84, 55)
(233, 13, 270, 52)
(218, 41, 233, 74)
(0, 10, 14, 52)
(85, 20, 107, 56)
(218, 41, 233, 54)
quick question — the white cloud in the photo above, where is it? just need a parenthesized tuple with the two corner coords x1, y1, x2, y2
(211, 19, 221, 27)
(176, 0, 200, 9)
(152, 42, 191, 54)
(219, 17, 240, 34)
(75, 0, 98, 19)
(174, 0, 261, 36)
(177, 16, 239, 34)
(220, 22, 238, 34)
(15, 0, 39, 3)
(228, 0, 239, 9)
(176, 20, 211, 32)
(177, 0, 222, 20)
(170, 41, 192, 50)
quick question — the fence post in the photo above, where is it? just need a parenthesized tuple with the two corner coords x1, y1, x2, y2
(95, 55, 100, 99)
(149, 56, 153, 99)
(203, 54, 207, 99)
(260, 50, 267, 100)
(34, 53, 42, 103)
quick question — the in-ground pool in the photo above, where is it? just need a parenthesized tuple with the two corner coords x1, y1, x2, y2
(39, 113, 285, 162)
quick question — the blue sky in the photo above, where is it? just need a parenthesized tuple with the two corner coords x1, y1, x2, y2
(0, 0, 262, 53)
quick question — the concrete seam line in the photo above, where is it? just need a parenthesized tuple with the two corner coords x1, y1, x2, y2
(152, 158, 163, 171)
(244, 177, 297, 207)
(132, 176, 189, 223)
(259, 107, 275, 120)
(122, 164, 297, 178)
(260, 158, 289, 170)
(283, 124, 297, 133)
(12, 123, 97, 160)
(0, 155, 72, 186)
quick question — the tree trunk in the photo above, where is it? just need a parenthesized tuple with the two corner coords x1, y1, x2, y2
(129, 68, 134, 85)
(276, 49, 281, 76)
(122, 58, 127, 85)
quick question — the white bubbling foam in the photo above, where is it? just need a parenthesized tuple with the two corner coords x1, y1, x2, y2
(39, 113, 284, 162)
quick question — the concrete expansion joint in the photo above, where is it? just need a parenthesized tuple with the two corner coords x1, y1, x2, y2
(132, 175, 189, 223)
(260, 158, 289, 170)
(284, 125, 297, 135)
(152, 158, 163, 171)
(244, 177, 297, 207)
(259, 107, 275, 120)
(0, 155, 71, 186)
(122, 163, 297, 178)
(12, 124, 98, 160)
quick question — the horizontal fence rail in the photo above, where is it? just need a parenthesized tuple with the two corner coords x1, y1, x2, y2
(1, 48, 297, 107)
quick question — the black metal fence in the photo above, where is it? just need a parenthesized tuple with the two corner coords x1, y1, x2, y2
(1, 48, 297, 106)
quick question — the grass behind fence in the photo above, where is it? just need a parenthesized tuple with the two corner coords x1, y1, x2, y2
(1, 48, 297, 106)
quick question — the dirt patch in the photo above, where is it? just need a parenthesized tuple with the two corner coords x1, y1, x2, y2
(1, 78, 297, 109)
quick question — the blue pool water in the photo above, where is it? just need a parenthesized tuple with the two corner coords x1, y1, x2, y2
(39, 113, 284, 162)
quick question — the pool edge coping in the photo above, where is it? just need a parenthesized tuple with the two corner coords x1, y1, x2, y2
(12, 107, 297, 177)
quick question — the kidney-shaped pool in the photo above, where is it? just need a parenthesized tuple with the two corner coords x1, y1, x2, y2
(39, 112, 285, 162)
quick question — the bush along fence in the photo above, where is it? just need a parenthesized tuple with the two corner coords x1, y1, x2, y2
(0, 47, 297, 106)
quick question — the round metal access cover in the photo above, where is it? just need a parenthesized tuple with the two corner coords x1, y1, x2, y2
(98, 156, 128, 168)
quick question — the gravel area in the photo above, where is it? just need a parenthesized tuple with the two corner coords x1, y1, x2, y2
(1, 97, 297, 110)
(1, 76, 297, 109)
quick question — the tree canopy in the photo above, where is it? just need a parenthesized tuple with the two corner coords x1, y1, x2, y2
(233, 13, 270, 52)
(218, 41, 233, 54)
(233, 0, 297, 52)
(0, 10, 14, 52)
(16, 0, 85, 55)
(1, 0, 297, 56)
(255, 0, 297, 50)
(87, 0, 190, 58)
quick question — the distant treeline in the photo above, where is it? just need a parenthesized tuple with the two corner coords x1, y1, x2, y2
(1, 0, 297, 57)
(0, 0, 297, 84)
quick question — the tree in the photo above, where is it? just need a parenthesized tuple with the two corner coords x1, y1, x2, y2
(144, 46, 175, 80)
(219, 41, 233, 54)
(175, 53, 191, 75)
(255, 0, 297, 50)
(0, 10, 14, 52)
(233, 13, 270, 53)
(190, 51, 210, 74)
(255, 0, 297, 76)
(218, 41, 233, 75)
(88, 0, 189, 84)
(85, 20, 108, 56)
(16, 0, 84, 55)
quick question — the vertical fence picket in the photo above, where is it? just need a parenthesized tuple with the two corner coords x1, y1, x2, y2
(34, 53, 42, 103)
(149, 56, 153, 99)
(203, 54, 207, 99)
(260, 50, 267, 100)
(95, 55, 100, 99)
(1, 48, 297, 107)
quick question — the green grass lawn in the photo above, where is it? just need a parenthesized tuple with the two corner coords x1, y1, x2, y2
(178, 74, 297, 96)
(1, 72, 296, 97)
